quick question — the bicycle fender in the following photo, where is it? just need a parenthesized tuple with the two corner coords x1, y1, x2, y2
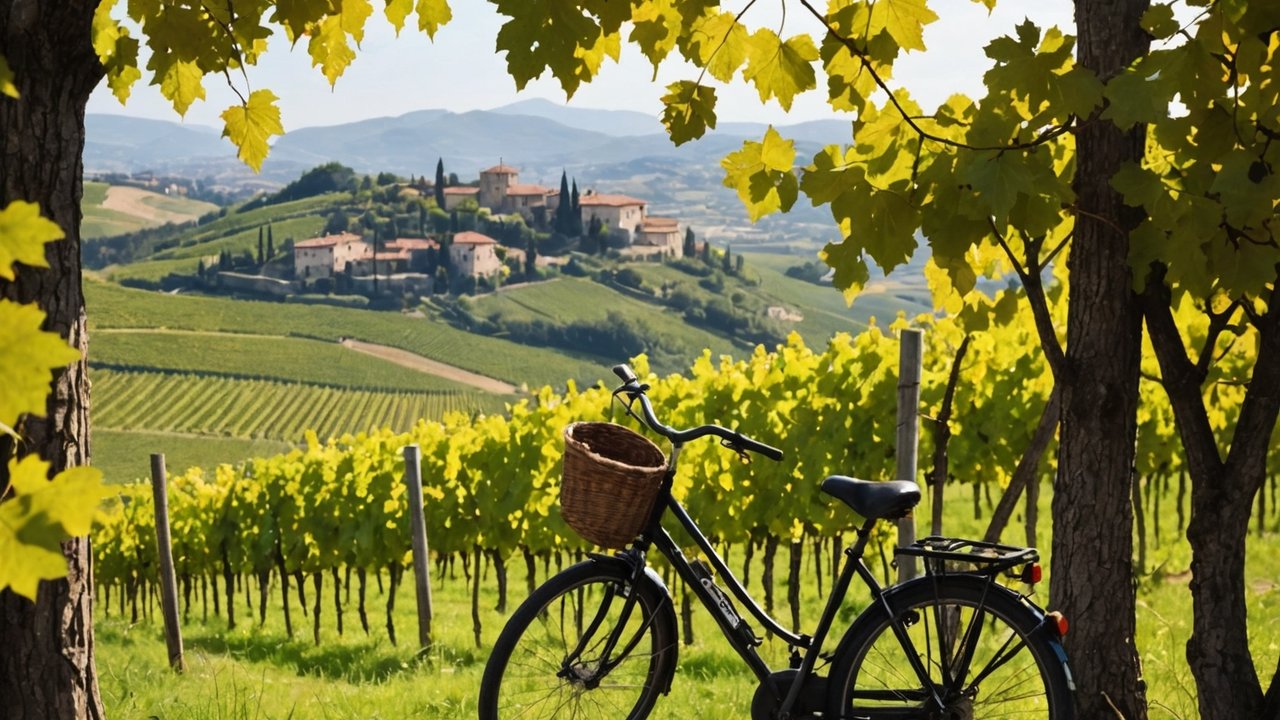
(586, 553, 681, 696)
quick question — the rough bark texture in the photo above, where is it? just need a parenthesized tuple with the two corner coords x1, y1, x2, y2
(1052, 1, 1151, 717)
(0, 1, 105, 718)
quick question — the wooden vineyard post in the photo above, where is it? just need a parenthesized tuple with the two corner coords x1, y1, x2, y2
(149, 453, 186, 672)
(403, 445, 434, 651)
(896, 329, 923, 582)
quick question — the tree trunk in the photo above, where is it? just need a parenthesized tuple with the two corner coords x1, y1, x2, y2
(929, 335, 970, 537)
(0, 2, 105, 717)
(1142, 279, 1280, 719)
(984, 389, 1059, 545)
(1051, 2, 1151, 717)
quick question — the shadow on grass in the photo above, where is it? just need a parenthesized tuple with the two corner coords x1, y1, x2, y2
(182, 627, 485, 684)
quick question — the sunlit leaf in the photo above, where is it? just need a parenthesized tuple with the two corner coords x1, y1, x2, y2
(0, 201, 63, 280)
(0, 301, 81, 432)
(220, 89, 285, 172)
(743, 29, 818, 111)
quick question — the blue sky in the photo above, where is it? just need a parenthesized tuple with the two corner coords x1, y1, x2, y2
(86, 2, 1073, 132)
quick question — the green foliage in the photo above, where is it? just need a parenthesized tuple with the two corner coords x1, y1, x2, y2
(0, 201, 107, 599)
(257, 163, 358, 209)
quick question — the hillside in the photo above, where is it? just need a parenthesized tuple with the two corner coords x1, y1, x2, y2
(81, 181, 219, 239)
(83, 104, 853, 247)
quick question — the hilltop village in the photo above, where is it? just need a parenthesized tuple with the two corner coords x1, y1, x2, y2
(201, 162, 695, 301)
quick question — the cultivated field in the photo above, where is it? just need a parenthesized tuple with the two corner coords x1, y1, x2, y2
(82, 181, 218, 239)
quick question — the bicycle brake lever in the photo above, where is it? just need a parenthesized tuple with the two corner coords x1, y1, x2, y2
(721, 438, 752, 464)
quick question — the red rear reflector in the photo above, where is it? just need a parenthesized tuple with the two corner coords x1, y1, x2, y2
(1020, 563, 1042, 584)
(1047, 611, 1068, 637)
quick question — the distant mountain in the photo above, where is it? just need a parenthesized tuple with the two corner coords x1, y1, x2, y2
(490, 98, 663, 137)
(265, 109, 618, 180)
(84, 105, 862, 246)
(86, 114, 232, 170)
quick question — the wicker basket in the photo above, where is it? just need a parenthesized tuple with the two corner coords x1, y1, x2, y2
(561, 422, 668, 548)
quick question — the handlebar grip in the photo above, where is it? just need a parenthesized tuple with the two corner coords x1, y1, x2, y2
(612, 364, 639, 384)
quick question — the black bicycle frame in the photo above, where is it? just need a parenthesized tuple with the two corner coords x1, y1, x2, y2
(630, 443, 938, 717)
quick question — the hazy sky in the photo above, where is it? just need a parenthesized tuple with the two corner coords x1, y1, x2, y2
(86, 2, 1075, 132)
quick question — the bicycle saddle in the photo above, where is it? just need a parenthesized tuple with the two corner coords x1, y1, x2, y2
(821, 476, 921, 520)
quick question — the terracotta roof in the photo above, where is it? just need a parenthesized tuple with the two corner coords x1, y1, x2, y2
(642, 217, 679, 229)
(375, 249, 414, 262)
(506, 184, 555, 196)
(294, 232, 363, 249)
(482, 164, 520, 175)
(443, 186, 479, 195)
(452, 231, 498, 246)
(387, 238, 438, 250)
(580, 193, 647, 207)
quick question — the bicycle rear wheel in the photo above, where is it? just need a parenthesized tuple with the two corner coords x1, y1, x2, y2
(827, 574, 1073, 719)
(478, 559, 677, 720)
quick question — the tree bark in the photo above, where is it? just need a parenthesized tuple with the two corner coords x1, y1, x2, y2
(1052, 1, 1151, 717)
(0, 1, 105, 717)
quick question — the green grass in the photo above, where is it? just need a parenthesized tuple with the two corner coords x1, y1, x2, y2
(91, 330, 472, 392)
(84, 180, 109, 206)
(91, 369, 511, 443)
(466, 277, 739, 361)
(93, 429, 293, 485)
(92, 470, 1280, 718)
(86, 280, 603, 390)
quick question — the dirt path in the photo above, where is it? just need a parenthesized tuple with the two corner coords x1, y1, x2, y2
(340, 338, 518, 394)
(101, 186, 206, 224)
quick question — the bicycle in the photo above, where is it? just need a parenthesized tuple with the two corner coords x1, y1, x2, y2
(479, 364, 1075, 719)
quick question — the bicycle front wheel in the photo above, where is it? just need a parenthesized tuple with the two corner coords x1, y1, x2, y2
(827, 574, 1073, 719)
(478, 558, 677, 720)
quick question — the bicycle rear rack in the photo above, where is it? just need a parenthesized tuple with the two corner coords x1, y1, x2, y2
(897, 536, 1040, 579)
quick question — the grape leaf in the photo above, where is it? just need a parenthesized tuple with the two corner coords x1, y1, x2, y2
(1141, 4, 1178, 39)
(743, 29, 818, 111)
(0, 301, 82, 431)
(0, 54, 16, 98)
(385, 0, 413, 33)
(660, 80, 717, 145)
(630, 0, 681, 71)
(682, 10, 748, 83)
(220, 90, 285, 172)
(722, 127, 798, 221)
(159, 59, 205, 116)
(820, 238, 871, 300)
(0, 456, 108, 600)
(876, 0, 939, 52)
(416, 0, 451, 39)
(309, 15, 358, 85)
(960, 150, 1037, 218)
(0, 201, 63, 280)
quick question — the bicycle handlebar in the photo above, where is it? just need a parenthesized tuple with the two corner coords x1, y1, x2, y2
(611, 364, 784, 462)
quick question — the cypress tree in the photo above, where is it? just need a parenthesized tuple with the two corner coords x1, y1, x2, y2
(722, 244, 731, 272)
(525, 237, 538, 277)
(556, 171, 571, 234)
(257, 226, 264, 266)
(267, 224, 274, 259)
(683, 227, 696, 257)
(570, 179, 582, 235)
(434, 158, 446, 208)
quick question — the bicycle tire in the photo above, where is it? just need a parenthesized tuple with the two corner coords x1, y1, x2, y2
(478, 558, 678, 720)
(826, 574, 1074, 719)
